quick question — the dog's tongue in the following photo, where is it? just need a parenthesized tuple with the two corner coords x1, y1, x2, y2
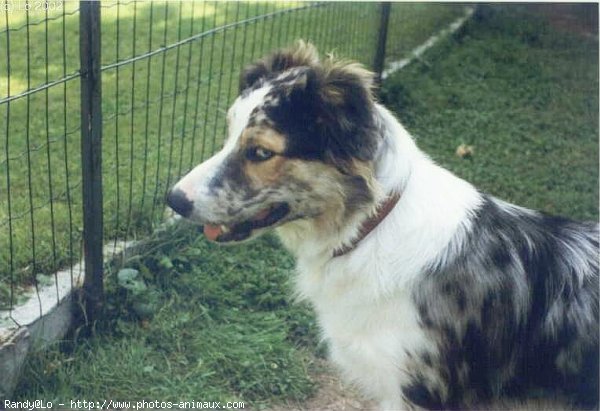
(203, 224, 223, 241)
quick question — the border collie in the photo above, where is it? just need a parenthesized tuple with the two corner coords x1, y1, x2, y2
(166, 42, 599, 410)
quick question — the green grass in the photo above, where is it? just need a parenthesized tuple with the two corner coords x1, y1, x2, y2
(15, 227, 321, 407)
(385, 3, 466, 62)
(0, 1, 465, 303)
(381, 4, 598, 221)
(11, 4, 599, 407)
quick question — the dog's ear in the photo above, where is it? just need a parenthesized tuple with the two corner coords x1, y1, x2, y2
(264, 62, 378, 169)
(239, 40, 320, 92)
(316, 61, 378, 167)
(286, 66, 320, 102)
(239, 61, 270, 93)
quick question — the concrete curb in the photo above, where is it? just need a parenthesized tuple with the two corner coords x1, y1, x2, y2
(382, 6, 475, 80)
(0, 241, 131, 397)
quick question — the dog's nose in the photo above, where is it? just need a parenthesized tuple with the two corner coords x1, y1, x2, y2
(166, 188, 193, 218)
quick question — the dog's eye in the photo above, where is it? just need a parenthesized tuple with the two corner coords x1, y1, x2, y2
(246, 146, 275, 162)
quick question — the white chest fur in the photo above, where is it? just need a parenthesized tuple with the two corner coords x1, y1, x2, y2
(297, 253, 430, 409)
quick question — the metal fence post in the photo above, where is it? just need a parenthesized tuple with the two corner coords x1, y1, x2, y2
(79, 0, 103, 324)
(373, 2, 391, 86)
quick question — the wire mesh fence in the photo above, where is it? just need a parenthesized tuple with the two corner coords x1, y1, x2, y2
(0, 0, 384, 321)
(2, 1, 78, 315)
(0, 1, 466, 323)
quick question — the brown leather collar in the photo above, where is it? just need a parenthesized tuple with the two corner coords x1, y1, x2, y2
(332, 191, 401, 258)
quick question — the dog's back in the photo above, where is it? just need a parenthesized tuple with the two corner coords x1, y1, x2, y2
(412, 196, 599, 409)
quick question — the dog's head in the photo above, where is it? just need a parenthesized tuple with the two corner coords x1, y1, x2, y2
(167, 41, 381, 243)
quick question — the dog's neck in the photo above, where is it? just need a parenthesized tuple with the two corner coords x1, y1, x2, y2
(276, 105, 416, 261)
(332, 191, 402, 258)
(277, 105, 482, 270)
(279, 104, 484, 300)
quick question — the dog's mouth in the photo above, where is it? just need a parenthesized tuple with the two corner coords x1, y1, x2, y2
(202, 202, 290, 243)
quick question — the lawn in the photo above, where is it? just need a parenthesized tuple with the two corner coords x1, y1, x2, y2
(0, 1, 465, 305)
(12, 3, 598, 409)
(15, 228, 321, 407)
(381, 4, 598, 221)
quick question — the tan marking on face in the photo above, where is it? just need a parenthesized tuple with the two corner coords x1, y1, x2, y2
(240, 126, 287, 154)
(222, 119, 379, 235)
(299, 157, 379, 231)
(240, 125, 290, 187)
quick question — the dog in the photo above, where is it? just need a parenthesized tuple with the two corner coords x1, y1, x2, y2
(166, 42, 599, 410)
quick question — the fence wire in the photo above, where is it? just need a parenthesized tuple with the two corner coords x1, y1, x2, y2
(0, 0, 465, 322)
(0, 0, 385, 317)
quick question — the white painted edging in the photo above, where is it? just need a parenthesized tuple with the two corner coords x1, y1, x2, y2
(382, 6, 475, 80)
(0, 241, 132, 397)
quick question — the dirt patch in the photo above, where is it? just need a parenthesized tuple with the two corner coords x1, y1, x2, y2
(265, 359, 375, 411)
